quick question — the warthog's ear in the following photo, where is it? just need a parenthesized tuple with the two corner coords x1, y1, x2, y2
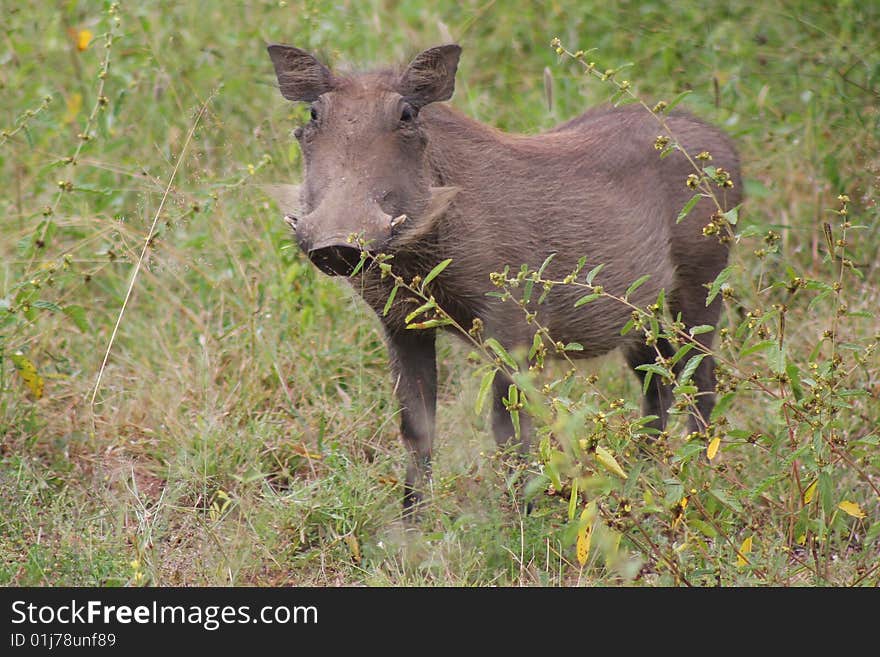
(398, 44, 462, 108)
(267, 44, 334, 102)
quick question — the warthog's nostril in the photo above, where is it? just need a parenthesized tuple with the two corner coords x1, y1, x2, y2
(284, 214, 298, 231)
(307, 244, 363, 277)
(390, 214, 407, 228)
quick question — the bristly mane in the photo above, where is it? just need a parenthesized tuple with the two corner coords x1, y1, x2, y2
(325, 68, 403, 94)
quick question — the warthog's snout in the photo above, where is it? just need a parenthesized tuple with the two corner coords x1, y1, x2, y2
(294, 199, 397, 276)
(306, 240, 363, 277)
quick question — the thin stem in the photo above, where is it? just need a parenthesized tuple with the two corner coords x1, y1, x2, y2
(90, 91, 216, 406)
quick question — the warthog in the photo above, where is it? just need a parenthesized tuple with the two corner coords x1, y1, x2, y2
(266, 43, 742, 514)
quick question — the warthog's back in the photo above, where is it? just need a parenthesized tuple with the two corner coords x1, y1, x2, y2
(420, 104, 739, 355)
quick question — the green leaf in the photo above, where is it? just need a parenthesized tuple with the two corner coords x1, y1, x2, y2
(609, 87, 628, 106)
(484, 338, 517, 369)
(634, 415, 661, 435)
(669, 343, 695, 367)
(655, 288, 665, 311)
(475, 368, 497, 415)
(522, 277, 534, 304)
(818, 470, 834, 516)
(808, 290, 831, 312)
(786, 362, 803, 401)
(689, 518, 718, 538)
(678, 353, 706, 386)
(405, 300, 436, 324)
(635, 363, 669, 394)
(349, 251, 368, 277)
(421, 258, 452, 290)
(706, 266, 732, 306)
(406, 319, 451, 329)
(710, 392, 736, 422)
(846, 310, 874, 319)
(625, 274, 651, 298)
(619, 319, 635, 336)
(574, 293, 601, 308)
(528, 332, 543, 361)
(63, 304, 89, 332)
(635, 363, 669, 377)
(72, 183, 115, 197)
(382, 285, 399, 317)
(564, 342, 583, 351)
(740, 339, 775, 357)
(537, 253, 556, 278)
(767, 343, 786, 375)
(723, 205, 740, 226)
(804, 279, 833, 292)
(664, 90, 692, 113)
(623, 462, 643, 497)
(676, 194, 702, 224)
(505, 384, 522, 441)
(674, 441, 705, 463)
(545, 455, 563, 492)
(689, 324, 714, 336)
(709, 487, 743, 513)
(568, 478, 579, 521)
(33, 299, 62, 313)
(663, 479, 684, 506)
(586, 263, 605, 285)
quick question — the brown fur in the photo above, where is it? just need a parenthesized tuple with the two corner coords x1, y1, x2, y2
(266, 44, 743, 515)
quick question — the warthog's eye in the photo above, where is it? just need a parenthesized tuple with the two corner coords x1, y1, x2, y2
(399, 103, 418, 123)
(309, 105, 319, 122)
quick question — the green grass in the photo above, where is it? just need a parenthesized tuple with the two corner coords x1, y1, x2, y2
(1, 1, 878, 586)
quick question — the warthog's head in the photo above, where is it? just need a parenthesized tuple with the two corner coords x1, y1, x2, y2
(266, 43, 461, 276)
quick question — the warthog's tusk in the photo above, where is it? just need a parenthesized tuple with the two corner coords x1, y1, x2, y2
(391, 214, 408, 227)
(284, 214, 298, 231)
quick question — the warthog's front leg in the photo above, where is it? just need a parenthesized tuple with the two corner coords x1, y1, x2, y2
(387, 328, 437, 519)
